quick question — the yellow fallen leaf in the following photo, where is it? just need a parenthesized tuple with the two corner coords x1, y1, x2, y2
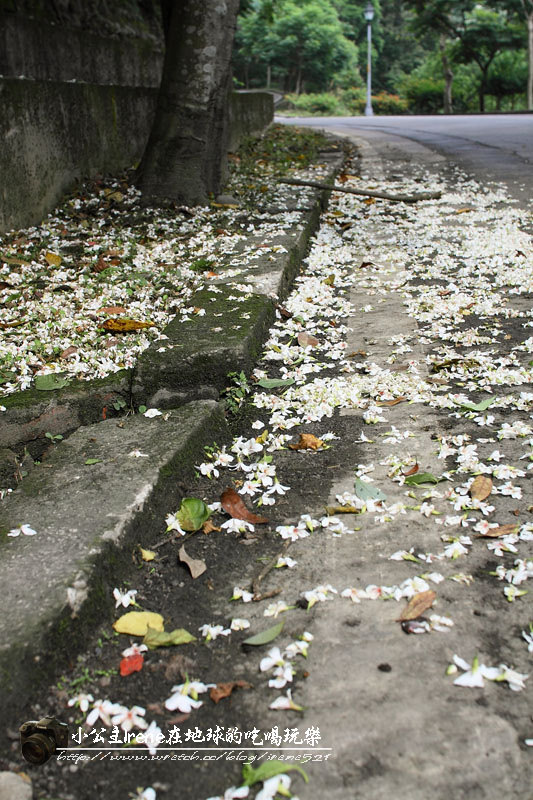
(288, 433, 324, 451)
(140, 547, 156, 562)
(113, 611, 164, 636)
(45, 252, 62, 267)
(325, 505, 360, 515)
(101, 318, 156, 333)
(469, 476, 493, 502)
(398, 590, 436, 622)
(202, 519, 221, 534)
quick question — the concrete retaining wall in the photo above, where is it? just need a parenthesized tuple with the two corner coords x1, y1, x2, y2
(0, 8, 273, 234)
(0, 82, 273, 233)
(0, 79, 158, 233)
(229, 90, 275, 152)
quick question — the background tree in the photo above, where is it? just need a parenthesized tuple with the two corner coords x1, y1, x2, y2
(137, 0, 240, 206)
(492, 0, 533, 107)
(235, 0, 360, 93)
(405, 0, 526, 110)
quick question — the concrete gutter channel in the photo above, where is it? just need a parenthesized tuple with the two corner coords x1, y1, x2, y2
(0, 146, 344, 727)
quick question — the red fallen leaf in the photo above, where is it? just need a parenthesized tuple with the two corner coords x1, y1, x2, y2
(210, 680, 253, 704)
(220, 487, 269, 524)
(97, 306, 128, 315)
(402, 464, 419, 477)
(120, 653, 144, 676)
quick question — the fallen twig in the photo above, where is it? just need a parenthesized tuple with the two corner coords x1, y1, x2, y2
(251, 542, 290, 598)
(280, 177, 441, 203)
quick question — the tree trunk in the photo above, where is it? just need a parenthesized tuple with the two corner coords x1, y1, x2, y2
(136, 0, 240, 206)
(527, 11, 533, 111)
(479, 68, 488, 112)
(266, 63, 271, 89)
(439, 34, 453, 114)
(295, 53, 302, 95)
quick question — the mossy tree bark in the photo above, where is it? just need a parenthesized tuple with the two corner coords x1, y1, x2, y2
(136, 0, 240, 206)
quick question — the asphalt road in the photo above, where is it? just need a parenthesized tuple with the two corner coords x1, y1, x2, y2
(278, 114, 533, 205)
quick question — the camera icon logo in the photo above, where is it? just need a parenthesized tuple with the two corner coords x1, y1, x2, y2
(19, 718, 69, 764)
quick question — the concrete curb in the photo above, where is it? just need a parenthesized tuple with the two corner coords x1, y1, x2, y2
(0, 143, 345, 724)
(0, 400, 227, 724)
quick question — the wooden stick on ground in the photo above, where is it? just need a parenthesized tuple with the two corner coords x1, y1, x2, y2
(280, 177, 441, 203)
(251, 542, 290, 599)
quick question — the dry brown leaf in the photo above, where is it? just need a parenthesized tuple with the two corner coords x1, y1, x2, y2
(178, 545, 207, 579)
(376, 396, 407, 407)
(60, 346, 78, 359)
(346, 350, 367, 358)
(455, 207, 474, 214)
(202, 519, 221, 534)
(93, 256, 109, 273)
(98, 306, 128, 315)
(364, 198, 376, 205)
(402, 464, 419, 477)
(275, 305, 292, 319)
(469, 476, 493, 502)
(475, 523, 519, 539)
(101, 318, 156, 333)
(359, 261, 374, 269)
(220, 487, 269, 524)
(397, 590, 436, 622)
(209, 680, 253, 704)
(297, 332, 319, 348)
(288, 433, 324, 451)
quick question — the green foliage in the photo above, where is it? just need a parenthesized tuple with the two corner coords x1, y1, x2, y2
(371, 91, 408, 114)
(283, 88, 407, 115)
(236, 123, 330, 176)
(235, 0, 361, 92)
(235, 0, 530, 110)
(224, 370, 250, 415)
(284, 91, 347, 115)
(400, 75, 446, 113)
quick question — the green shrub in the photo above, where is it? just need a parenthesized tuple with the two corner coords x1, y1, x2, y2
(400, 76, 444, 113)
(284, 92, 347, 115)
(341, 86, 366, 114)
(371, 91, 408, 115)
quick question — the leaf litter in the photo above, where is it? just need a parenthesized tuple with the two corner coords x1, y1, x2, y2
(37, 128, 533, 799)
